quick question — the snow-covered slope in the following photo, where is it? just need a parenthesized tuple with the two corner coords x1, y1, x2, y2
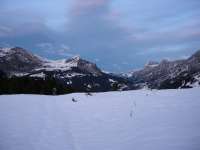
(39, 55, 103, 76)
(0, 88, 200, 150)
(0, 47, 101, 75)
(0, 48, 12, 57)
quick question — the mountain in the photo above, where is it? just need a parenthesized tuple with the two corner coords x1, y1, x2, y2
(0, 47, 42, 75)
(128, 50, 200, 89)
(0, 47, 136, 95)
(0, 47, 200, 95)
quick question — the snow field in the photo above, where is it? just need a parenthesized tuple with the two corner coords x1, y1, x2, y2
(0, 88, 200, 150)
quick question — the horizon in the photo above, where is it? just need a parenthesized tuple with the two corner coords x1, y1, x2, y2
(0, 0, 200, 72)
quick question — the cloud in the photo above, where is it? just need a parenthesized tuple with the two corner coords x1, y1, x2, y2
(94, 58, 100, 62)
(0, 26, 12, 37)
(36, 42, 77, 58)
(0, 0, 200, 72)
(131, 16, 200, 57)
(61, 0, 133, 62)
(71, 0, 110, 16)
(0, 7, 51, 39)
(37, 43, 53, 49)
(73, 0, 108, 9)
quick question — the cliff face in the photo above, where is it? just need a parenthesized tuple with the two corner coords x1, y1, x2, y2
(130, 50, 200, 89)
(0, 47, 42, 74)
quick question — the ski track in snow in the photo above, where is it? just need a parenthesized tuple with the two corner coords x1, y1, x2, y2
(0, 88, 200, 150)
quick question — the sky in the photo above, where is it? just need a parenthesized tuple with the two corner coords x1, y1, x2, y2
(0, 0, 200, 72)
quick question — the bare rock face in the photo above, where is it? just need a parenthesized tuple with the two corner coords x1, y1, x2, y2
(130, 50, 200, 89)
(0, 47, 43, 74)
(65, 56, 102, 76)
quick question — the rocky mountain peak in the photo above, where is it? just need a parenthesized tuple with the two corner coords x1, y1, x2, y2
(0, 47, 42, 74)
(71, 55, 81, 61)
(65, 56, 102, 76)
(0, 47, 42, 61)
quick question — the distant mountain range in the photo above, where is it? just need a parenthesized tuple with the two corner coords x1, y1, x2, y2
(128, 50, 200, 89)
(0, 47, 199, 95)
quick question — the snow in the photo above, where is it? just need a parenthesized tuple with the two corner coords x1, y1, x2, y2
(64, 73, 85, 78)
(87, 84, 92, 89)
(0, 48, 12, 57)
(30, 72, 46, 78)
(35, 57, 80, 71)
(109, 78, 116, 83)
(38, 59, 72, 71)
(145, 64, 159, 68)
(186, 74, 200, 87)
(70, 55, 81, 64)
(0, 88, 200, 150)
(66, 80, 72, 85)
(145, 61, 159, 68)
(14, 73, 29, 77)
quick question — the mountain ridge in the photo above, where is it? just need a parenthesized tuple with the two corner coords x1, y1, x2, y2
(129, 49, 200, 89)
(0, 47, 200, 95)
(0, 47, 136, 94)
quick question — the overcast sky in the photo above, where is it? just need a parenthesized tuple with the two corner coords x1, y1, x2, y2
(0, 0, 200, 72)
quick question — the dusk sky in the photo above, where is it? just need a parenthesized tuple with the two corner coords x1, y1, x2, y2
(0, 0, 200, 72)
